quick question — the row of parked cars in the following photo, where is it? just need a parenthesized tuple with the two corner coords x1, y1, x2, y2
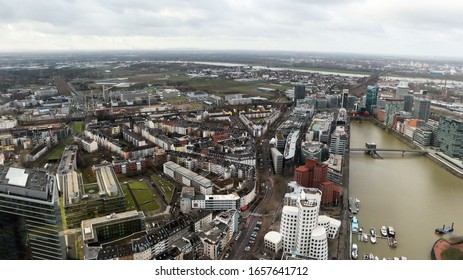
(245, 221, 262, 252)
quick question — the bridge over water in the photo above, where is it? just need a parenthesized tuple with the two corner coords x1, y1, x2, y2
(349, 142, 428, 159)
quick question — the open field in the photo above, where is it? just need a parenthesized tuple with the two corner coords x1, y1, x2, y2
(73, 122, 84, 134)
(151, 174, 175, 203)
(121, 185, 137, 211)
(128, 181, 159, 212)
(47, 139, 75, 160)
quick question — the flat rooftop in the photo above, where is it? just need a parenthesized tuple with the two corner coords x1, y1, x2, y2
(0, 167, 53, 201)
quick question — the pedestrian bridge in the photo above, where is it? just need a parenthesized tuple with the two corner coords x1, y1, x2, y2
(349, 143, 428, 159)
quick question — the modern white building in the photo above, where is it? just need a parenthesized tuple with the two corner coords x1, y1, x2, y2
(81, 138, 98, 153)
(279, 183, 340, 260)
(264, 231, 282, 253)
(329, 126, 348, 155)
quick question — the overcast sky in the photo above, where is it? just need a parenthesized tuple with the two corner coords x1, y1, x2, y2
(1, 0, 462, 58)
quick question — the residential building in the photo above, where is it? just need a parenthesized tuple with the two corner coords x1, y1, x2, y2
(163, 161, 213, 195)
(27, 143, 48, 162)
(81, 138, 98, 153)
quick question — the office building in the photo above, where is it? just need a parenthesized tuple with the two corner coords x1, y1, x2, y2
(329, 126, 348, 155)
(396, 82, 409, 99)
(300, 141, 328, 163)
(82, 210, 146, 246)
(0, 167, 66, 259)
(413, 98, 431, 122)
(280, 184, 340, 260)
(294, 85, 306, 105)
(270, 147, 284, 174)
(403, 94, 414, 112)
(63, 163, 125, 229)
(384, 99, 405, 127)
(437, 116, 463, 158)
(294, 159, 327, 188)
(365, 85, 378, 115)
(264, 231, 282, 253)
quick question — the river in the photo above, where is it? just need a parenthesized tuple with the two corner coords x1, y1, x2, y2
(349, 120, 463, 260)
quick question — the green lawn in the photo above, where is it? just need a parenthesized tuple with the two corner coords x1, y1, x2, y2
(128, 181, 159, 212)
(121, 185, 137, 211)
(48, 139, 75, 160)
(164, 97, 189, 104)
(59, 196, 67, 230)
(73, 122, 84, 134)
(151, 174, 175, 203)
(441, 248, 463, 260)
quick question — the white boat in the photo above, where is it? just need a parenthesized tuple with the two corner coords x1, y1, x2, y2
(387, 226, 395, 237)
(362, 234, 368, 242)
(369, 253, 374, 260)
(380, 226, 388, 237)
(364, 254, 369, 260)
(370, 228, 377, 244)
(352, 250, 358, 260)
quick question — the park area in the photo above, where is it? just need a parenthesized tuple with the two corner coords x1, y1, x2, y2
(123, 181, 159, 213)
(151, 174, 175, 203)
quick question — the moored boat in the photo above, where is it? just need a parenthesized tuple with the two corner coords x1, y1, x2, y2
(380, 226, 388, 237)
(387, 226, 395, 237)
(388, 237, 398, 248)
(435, 223, 454, 235)
(364, 254, 369, 260)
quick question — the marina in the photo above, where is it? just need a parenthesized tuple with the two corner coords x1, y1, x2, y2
(350, 121, 463, 259)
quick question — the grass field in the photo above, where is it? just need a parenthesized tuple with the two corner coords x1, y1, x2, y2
(121, 185, 137, 211)
(151, 174, 175, 203)
(47, 139, 74, 160)
(73, 122, 84, 134)
(128, 181, 159, 213)
(59, 196, 67, 230)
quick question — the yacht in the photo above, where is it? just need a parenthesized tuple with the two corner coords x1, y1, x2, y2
(380, 226, 388, 237)
(387, 226, 396, 237)
(351, 244, 358, 260)
(370, 228, 377, 244)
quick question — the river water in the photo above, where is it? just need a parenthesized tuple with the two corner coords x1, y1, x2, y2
(349, 121, 463, 260)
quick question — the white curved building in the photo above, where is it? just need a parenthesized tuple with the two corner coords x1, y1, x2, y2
(281, 206, 298, 252)
(278, 184, 339, 260)
(264, 231, 282, 253)
(309, 226, 328, 260)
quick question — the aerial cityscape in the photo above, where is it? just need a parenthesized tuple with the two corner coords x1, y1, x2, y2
(1, 0, 463, 262)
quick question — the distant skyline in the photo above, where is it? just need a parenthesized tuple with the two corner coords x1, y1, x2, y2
(1, 0, 463, 58)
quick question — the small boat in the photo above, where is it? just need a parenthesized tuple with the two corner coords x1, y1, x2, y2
(370, 228, 376, 236)
(362, 234, 368, 242)
(388, 237, 398, 248)
(351, 244, 358, 260)
(435, 223, 454, 235)
(374, 256, 379, 260)
(370, 234, 377, 244)
(400, 256, 408, 260)
(364, 254, 369, 260)
(369, 253, 374, 260)
(359, 227, 363, 233)
(355, 198, 360, 208)
(387, 226, 395, 237)
(380, 226, 388, 237)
